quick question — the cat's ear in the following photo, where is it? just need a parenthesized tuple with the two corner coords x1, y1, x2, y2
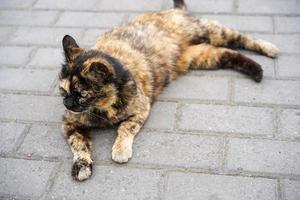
(83, 62, 112, 82)
(62, 35, 84, 63)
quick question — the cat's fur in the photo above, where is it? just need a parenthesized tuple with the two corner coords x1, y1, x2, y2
(59, 0, 278, 181)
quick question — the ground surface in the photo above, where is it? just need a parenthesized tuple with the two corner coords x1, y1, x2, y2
(0, 0, 300, 199)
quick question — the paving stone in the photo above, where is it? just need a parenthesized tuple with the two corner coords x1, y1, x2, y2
(253, 34, 300, 54)
(8, 27, 83, 46)
(81, 28, 110, 46)
(275, 17, 300, 33)
(238, 0, 300, 14)
(18, 125, 71, 159)
(29, 48, 63, 68)
(144, 101, 177, 130)
(283, 179, 300, 200)
(0, 68, 57, 92)
(159, 76, 228, 101)
(0, 94, 64, 122)
(164, 172, 276, 200)
(0, 122, 26, 153)
(178, 104, 274, 135)
(0, 46, 32, 65)
(0, 0, 35, 8)
(162, 0, 233, 13)
(48, 164, 161, 200)
(0, 27, 15, 43)
(56, 12, 127, 28)
(100, 0, 163, 11)
(0, 158, 55, 200)
(235, 79, 300, 105)
(277, 56, 300, 78)
(0, 11, 58, 26)
(189, 54, 275, 78)
(227, 138, 300, 174)
(34, 0, 104, 10)
(201, 15, 273, 32)
(94, 131, 222, 169)
(278, 109, 300, 139)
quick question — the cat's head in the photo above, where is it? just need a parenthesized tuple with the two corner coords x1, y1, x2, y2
(59, 35, 137, 113)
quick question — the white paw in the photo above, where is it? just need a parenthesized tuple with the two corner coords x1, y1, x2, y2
(257, 39, 279, 58)
(111, 138, 133, 163)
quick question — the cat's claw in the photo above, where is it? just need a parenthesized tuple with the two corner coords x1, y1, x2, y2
(111, 139, 133, 163)
(71, 159, 92, 181)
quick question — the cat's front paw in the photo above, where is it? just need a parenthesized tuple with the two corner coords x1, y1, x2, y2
(71, 159, 92, 181)
(111, 137, 133, 163)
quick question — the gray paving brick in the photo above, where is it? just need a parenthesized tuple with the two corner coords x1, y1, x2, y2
(94, 131, 222, 169)
(98, 0, 162, 11)
(283, 179, 300, 200)
(201, 15, 273, 33)
(0, 122, 26, 153)
(56, 12, 126, 28)
(178, 104, 274, 135)
(8, 27, 83, 46)
(164, 172, 276, 200)
(253, 34, 300, 54)
(0, 11, 58, 26)
(162, 0, 233, 13)
(235, 79, 300, 105)
(0, 68, 57, 92)
(238, 0, 300, 14)
(29, 48, 63, 68)
(0, 158, 55, 200)
(278, 56, 300, 78)
(0, 46, 32, 65)
(0, 27, 15, 43)
(34, 0, 103, 10)
(18, 125, 71, 158)
(275, 17, 300, 33)
(278, 109, 300, 139)
(81, 28, 110, 46)
(227, 138, 300, 174)
(159, 76, 228, 101)
(189, 54, 275, 78)
(0, 0, 34, 8)
(48, 164, 161, 200)
(144, 101, 177, 130)
(0, 94, 64, 122)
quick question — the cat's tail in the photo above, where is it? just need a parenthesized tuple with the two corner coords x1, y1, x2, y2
(174, 0, 187, 9)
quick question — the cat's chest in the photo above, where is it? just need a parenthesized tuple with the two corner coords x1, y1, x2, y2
(86, 108, 129, 128)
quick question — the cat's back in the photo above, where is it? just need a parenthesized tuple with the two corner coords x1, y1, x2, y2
(91, 9, 196, 99)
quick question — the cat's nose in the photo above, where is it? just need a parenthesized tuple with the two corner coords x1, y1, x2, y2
(63, 97, 74, 109)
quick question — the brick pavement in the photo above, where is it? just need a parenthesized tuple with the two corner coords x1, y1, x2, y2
(0, 0, 299, 199)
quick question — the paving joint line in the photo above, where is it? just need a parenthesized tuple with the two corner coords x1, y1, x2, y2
(12, 124, 32, 154)
(220, 136, 229, 173)
(1, 7, 300, 16)
(39, 162, 63, 200)
(277, 179, 284, 200)
(157, 170, 168, 200)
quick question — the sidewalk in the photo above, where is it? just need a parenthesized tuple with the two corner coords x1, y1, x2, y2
(0, 0, 299, 199)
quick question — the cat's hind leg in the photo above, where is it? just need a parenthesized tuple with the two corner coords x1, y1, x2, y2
(62, 119, 93, 181)
(198, 19, 278, 58)
(177, 44, 263, 82)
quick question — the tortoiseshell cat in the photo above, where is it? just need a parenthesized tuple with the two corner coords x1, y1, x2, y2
(59, 0, 278, 181)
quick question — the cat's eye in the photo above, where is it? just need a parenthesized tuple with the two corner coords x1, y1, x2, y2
(81, 91, 88, 97)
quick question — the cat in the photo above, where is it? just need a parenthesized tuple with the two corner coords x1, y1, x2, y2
(59, 0, 278, 181)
